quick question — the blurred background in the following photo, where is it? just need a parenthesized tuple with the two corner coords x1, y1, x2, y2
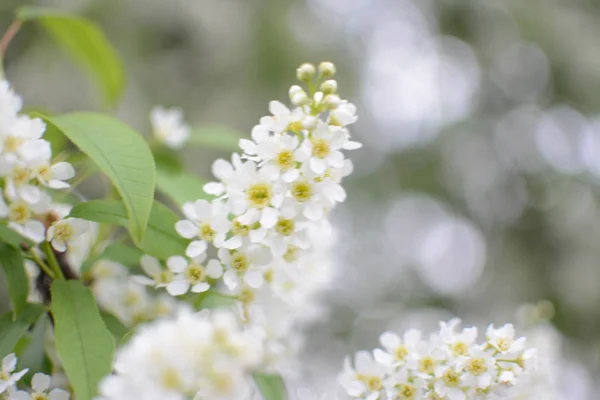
(2, 0, 600, 398)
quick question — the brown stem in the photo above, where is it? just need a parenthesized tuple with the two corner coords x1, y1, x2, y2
(1, 20, 21, 55)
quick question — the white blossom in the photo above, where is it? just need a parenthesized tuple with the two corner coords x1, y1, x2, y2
(338, 320, 537, 400)
(150, 106, 190, 149)
(0, 354, 28, 395)
(46, 218, 91, 252)
(165, 254, 223, 296)
(98, 310, 263, 400)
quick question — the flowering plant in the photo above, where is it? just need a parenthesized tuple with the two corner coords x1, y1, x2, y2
(0, 6, 538, 400)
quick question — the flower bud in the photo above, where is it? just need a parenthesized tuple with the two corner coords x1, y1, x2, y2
(291, 92, 309, 106)
(289, 85, 309, 105)
(320, 79, 338, 95)
(323, 94, 341, 109)
(296, 63, 316, 82)
(318, 61, 336, 78)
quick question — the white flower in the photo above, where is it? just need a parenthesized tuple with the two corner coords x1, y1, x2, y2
(203, 154, 245, 196)
(165, 254, 223, 296)
(457, 346, 497, 392)
(330, 100, 358, 127)
(47, 218, 91, 252)
(295, 122, 347, 175)
(219, 245, 271, 290)
(175, 199, 231, 256)
(150, 106, 190, 149)
(9, 373, 70, 400)
(433, 365, 466, 400)
(486, 324, 526, 355)
(259, 101, 306, 134)
(0, 354, 28, 394)
(35, 161, 75, 189)
(0, 191, 51, 244)
(133, 255, 174, 288)
(226, 160, 284, 229)
(338, 351, 385, 400)
(240, 126, 301, 183)
(374, 329, 423, 367)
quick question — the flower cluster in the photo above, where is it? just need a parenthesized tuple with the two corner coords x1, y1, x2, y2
(0, 81, 91, 251)
(139, 62, 360, 369)
(339, 319, 537, 400)
(97, 310, 263, 400)
(90, 259, 179, 327)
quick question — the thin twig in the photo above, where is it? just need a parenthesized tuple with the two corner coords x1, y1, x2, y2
(1, 21, 21, 55)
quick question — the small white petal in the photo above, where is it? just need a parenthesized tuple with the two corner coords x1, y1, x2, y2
(203, 182, 224, 195)
(191, 282, 210, 293)
(245, 270, 264, 288)
(166, 280, 190, 296)
(140, 255, 161, 276)
(49, 388, 70, 400)
(185, 240, 207, 257)
(51, 162, 75, 180)
(259, 207, 278, 229)
(175, 220, 200, 239)
(31, 373, 51, 392)
(167, 256, 188, 273)
(310, 157, 326, 174)
(205, 260, 223, 278)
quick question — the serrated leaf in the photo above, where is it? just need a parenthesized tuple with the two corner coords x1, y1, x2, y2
(69, 200, 186, 260)
(51, 280, 115, 400)
(0, 244, 29, 317)
(0, 305, 45, 358)
(188, 125, 242, 151)
(43, 113, 156, 244)
(254, 373, 287, 400)
(16, 6, 125, 106)
(156, 167, 210, 208)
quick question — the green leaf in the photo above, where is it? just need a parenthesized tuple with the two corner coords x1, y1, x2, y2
(69, 200, 186, 260)
(16, 6, 125, 106)
(100, 312, 129, 341)
(44, 113, 156, 244)
(254, 373, 287, 400)
(0, 225, 31, 249)
(17, 314, 51, 381)
(82, 243, 144, 273)
(0, 244, 29, 317)
(0, 305, 45, 358)
(188, 125, 242, 151)
(156, 167, 210, 207)
(194, 290, 236, 310)
(51, 280, 115, 400)
(153, 147, 183, 173)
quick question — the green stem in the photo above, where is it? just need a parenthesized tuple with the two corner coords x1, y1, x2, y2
(29, 248, 55, 279)
(42, 241, 65, 280)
